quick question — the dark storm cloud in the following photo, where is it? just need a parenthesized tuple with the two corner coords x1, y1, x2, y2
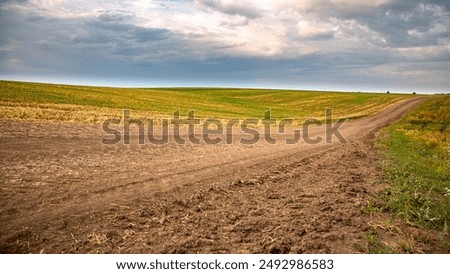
(425, 0, 450, 10)
(1, 6, 182, 62)
(295, 0, 450, 48)
(84, 16, 171, 45)
(346, 1, 449, 47)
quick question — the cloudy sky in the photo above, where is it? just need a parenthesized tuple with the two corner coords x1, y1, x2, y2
(1, 0, 449, 93)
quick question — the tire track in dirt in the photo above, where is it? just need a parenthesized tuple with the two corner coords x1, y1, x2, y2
(0, 97, 427, 253)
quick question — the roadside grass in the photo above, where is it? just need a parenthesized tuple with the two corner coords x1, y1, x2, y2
(374, 96, 450, 252)
(366, 232, 397, 254)
(0, 80, 412, 123)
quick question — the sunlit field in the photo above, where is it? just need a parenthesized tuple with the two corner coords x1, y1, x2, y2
(0, 80, 414, 124)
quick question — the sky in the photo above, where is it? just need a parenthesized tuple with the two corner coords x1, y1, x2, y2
(1, 0, 449, 93)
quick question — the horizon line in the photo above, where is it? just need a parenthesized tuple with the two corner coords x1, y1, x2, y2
(0, 78, 439, 95)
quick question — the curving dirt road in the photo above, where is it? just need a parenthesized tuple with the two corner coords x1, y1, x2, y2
(0, 97, 429, 253)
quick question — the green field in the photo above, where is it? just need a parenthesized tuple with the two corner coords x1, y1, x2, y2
(367, 96, 449, 253)
(379, 96, 450, 232)
(0, 80, 413, 124)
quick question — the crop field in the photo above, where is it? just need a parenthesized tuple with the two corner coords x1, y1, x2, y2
(0, 80, 412, 123)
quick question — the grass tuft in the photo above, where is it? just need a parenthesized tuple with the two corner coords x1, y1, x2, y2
(366, 232, 397, 254)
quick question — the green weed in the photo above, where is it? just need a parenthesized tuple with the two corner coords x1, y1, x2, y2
(366, 232, 397, 254)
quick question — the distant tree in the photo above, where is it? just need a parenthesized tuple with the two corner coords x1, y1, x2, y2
(412, 92, 416, 94)
(386, 91, 390, 94)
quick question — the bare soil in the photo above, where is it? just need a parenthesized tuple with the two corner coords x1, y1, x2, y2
(0, 98, 438, 253)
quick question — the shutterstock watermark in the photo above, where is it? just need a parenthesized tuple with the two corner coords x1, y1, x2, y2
(101, 109, 347, 145)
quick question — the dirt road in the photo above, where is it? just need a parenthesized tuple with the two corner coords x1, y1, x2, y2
(0, 98, 428, 253)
